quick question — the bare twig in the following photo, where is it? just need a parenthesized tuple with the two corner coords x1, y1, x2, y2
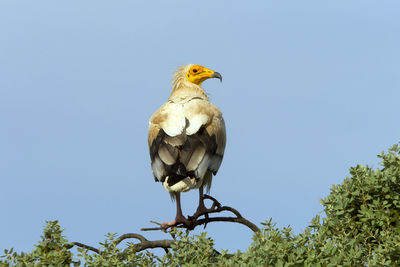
(114, 233, 172, 253)
(141, 195, 260, 233)
(70, 242, 99, 254)
(114, 233, 148, 245)
(70, 236, 173, 255)
(124, 239, 174, 254)
(70, 195, 259, 255)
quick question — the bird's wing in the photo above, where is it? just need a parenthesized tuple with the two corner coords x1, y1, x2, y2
(205, 114, 226, 174)
(148, 99, 226, 186)
(148, 101, 184, 182)
(183, 98, 226, 175)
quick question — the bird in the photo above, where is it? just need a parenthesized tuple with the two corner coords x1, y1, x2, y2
(148, 64, 226, 226)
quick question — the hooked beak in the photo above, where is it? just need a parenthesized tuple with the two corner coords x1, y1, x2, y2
(212, 72, 222, 82)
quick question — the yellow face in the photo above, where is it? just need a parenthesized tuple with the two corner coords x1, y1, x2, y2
(186, 65, 222, 86)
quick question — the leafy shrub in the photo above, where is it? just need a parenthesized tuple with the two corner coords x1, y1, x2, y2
(2, 144, 400, 266)
(1, 221, 78, 266)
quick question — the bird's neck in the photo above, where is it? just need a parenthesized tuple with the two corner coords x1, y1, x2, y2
(169, 79, 208, 101)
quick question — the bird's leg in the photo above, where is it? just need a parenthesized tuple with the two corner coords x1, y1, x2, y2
(193, 187, 207, 218)
(192, 187, 219, 219)
(162, 192, 191, 227)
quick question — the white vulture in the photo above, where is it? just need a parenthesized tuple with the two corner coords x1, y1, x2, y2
(148, 64, 226, 226)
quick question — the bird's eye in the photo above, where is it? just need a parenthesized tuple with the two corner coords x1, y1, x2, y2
(193, 69, 198, 73)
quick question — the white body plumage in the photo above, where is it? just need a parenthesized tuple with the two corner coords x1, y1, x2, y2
(148, 65, 226, 195)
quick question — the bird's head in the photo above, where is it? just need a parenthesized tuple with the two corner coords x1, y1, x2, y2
(186, 65, 222, 86)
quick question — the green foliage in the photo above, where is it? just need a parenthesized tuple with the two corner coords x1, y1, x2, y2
(2, 144, 400, 266)
(76, 233, 157, 266)
(159, 229, 221, 266)
(320, 143, 400, 265)
(1, 220, 78, 266)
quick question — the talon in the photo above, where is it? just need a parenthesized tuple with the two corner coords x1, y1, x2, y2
(192, 205, 217, 219)
(192, 194, 223, 219)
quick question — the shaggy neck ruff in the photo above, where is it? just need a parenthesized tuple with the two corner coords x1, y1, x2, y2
(169, 65, 208, 101)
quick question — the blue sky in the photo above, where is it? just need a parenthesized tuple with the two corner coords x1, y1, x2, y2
(1, 0, 399, 255)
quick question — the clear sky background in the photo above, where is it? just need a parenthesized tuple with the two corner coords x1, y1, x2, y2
(1, 0, 399, 256)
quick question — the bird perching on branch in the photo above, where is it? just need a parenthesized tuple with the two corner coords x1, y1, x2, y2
(148, 64, 226, 226)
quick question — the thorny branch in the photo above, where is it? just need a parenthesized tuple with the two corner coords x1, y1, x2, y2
(70, 195, 259, 254)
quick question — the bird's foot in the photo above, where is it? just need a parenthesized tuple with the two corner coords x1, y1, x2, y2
(191, 196, 222, 220)
(161, 214, 192, 227)
(191, 206, 212, 220)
